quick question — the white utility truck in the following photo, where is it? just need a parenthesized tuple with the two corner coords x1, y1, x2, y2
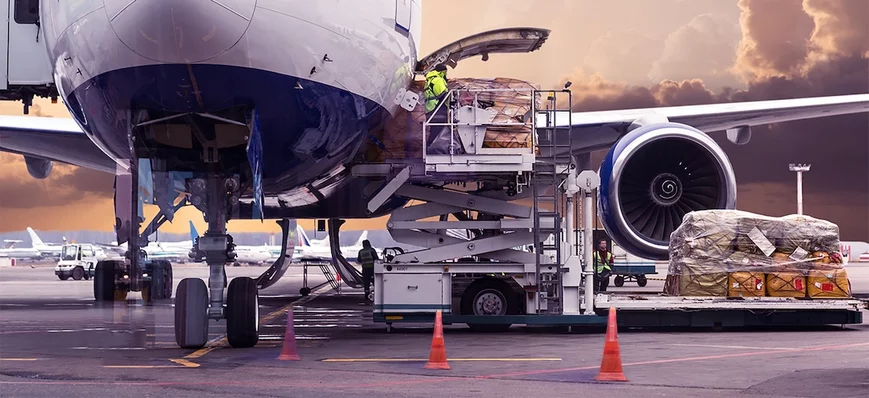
(55, 244, 102, 280)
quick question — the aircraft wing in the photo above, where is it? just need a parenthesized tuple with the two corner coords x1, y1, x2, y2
(0, 115, 118, 173)
(536, 94, 869, 150)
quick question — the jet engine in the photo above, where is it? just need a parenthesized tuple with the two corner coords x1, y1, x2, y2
(24, 156, 54, 179)
(598, 122, 737, 260)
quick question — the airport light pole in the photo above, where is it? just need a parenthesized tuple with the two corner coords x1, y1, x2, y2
(788, 163, 811, 215)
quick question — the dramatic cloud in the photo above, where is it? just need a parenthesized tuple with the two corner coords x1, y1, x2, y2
(734, 0, 815, 80)
(582, 29, 664, 84)
(803, 0, 869, 58)
(649, 13, 742, 90)
(559, 0, 869, 239)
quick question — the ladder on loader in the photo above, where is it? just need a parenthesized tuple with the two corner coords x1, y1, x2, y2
(532, 89, 573, 315)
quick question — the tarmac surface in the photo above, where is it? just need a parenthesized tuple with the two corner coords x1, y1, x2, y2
(1, 262, 868, 397)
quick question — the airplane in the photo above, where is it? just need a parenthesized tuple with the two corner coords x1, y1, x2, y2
(231, 245, 275, 266)
(26, 227, 64, 258)
(0, 239, 41, 259)
(0, 1, 867, 350)
(96, 221, 201, 262)
(294, 226, 372, 262)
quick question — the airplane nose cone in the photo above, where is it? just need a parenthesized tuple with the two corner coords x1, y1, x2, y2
(105, 0, 255, 63)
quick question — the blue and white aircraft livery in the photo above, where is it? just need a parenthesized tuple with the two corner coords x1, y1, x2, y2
(0, 1, 867, 349)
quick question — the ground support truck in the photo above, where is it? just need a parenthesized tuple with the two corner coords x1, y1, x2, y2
(350, 86, 865, 332)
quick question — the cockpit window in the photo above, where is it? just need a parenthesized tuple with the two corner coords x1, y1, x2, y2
(61, 246, 77, 261)
(14, 0, 39, 25)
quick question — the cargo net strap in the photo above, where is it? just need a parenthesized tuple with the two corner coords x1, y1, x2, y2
(664, 210, 852, 298)
(362, 78, 541, 162)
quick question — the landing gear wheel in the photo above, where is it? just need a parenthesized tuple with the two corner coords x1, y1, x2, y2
(614, 276, 625, 287)
(145, 260, 173, 302)
(175, 278, 209, 349)
(72, 266, 85, 281)
(299, 287, 311, 296)
(227, 277, 259, 348)
(93, 261, 118, 301)
(460, 278, 517, 332)
(636, 275, 648, 287)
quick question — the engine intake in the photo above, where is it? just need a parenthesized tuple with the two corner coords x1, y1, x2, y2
(598, 122, 737, 260)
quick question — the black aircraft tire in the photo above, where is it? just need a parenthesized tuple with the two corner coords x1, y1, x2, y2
(150, 260, 174, 300)
(93, 261, 118, 301)
(175, 278, 209, 349)
(226, 277, 259, 348)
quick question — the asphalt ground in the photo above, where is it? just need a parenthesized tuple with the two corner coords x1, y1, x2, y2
(1, 262, 868, 397)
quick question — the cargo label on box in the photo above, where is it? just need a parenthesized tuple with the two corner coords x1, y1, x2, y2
(748, 227, 776, 257)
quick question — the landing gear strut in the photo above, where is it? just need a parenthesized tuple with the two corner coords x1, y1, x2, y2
(92, 156, 176, 306)
(178, 175, 259, 349)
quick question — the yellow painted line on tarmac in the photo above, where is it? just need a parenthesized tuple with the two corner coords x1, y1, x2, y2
(103, 365, 184, 369)
(169, 358, 201, 368)
(322, 357, 563, 362)
(0, 358, 38, 361)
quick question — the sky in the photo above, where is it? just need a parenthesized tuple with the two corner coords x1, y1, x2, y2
(0, 0, 867, 240)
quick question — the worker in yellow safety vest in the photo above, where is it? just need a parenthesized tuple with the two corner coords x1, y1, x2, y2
(357, 240, 378, 301)
(594, 239, 614, 292)
(423, 63, 450, 150)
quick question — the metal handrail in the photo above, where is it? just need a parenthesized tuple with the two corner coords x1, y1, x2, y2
(422, 87, 542, 159)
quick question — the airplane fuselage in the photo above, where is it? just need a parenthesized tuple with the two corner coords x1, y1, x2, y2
(40, 0, 422, 219)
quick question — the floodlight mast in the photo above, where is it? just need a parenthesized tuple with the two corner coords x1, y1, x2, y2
(788, 163, 811, 215)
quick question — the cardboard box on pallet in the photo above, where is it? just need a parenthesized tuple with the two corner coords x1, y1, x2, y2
(766, 271, 807, 298)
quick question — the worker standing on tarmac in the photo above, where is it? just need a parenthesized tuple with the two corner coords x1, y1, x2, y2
(357, 240, 378, 301)
(424, 63, 451, 153)
(594, 239, 614, 292)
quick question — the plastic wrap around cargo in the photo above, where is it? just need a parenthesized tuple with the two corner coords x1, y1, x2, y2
(362, 77, 540, 162)
(664, 210, 850, 298)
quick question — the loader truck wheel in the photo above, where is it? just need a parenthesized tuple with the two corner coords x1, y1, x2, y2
(72, 266, 85, 281)
(226, 277, 259, 348)
(175, 278, 209, 349)
(460, 278, 518, 333)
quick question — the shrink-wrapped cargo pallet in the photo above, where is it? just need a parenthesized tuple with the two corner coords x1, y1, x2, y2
(362, 77, 540, 162)
(665, 210, 850, 299)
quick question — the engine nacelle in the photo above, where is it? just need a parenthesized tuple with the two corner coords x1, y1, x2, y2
(598, 122, 737, 260)
(24, 156, 54, 179)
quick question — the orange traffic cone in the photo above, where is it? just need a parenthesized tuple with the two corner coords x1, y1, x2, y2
(423, 310, 450, 370)
(277, 308, 301, 361)
(594, 307, 628, 382)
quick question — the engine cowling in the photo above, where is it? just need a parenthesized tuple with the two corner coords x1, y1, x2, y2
(598, 122, 737, 260)
(24, 156, 54, 179)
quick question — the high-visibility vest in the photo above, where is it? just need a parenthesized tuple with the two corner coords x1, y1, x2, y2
(594, 251, 613, 273)
(424, 70, 448, 113)
(358, 248, 376, 268)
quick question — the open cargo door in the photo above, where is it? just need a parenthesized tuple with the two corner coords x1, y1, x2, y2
(415, 27, 550, 74)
